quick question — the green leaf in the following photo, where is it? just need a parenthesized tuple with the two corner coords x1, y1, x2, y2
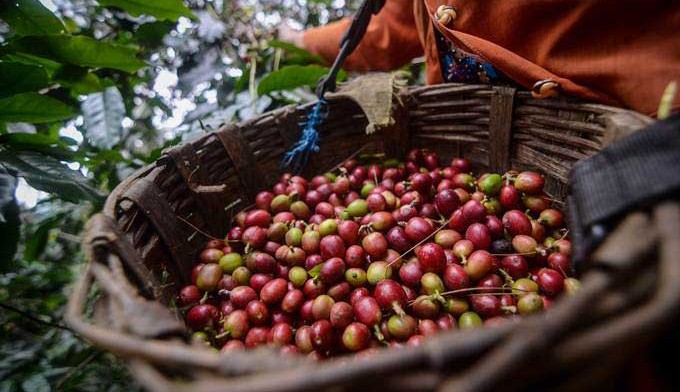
(0, 149, 103, 203)
(234, 63, 250, 94)
(135, 21, 176, 48)
(53, 65, 104, 95)
(0, 165, 17, 222)
(0, 53, 62, 74)
(97, 0, 196, 21)
(81, 86, 126, 149)
(308, 263, 322, 279)
(24, 215, 61, 261)
(257, 65, 346, 96)
(269, 39, 324, 65)
(0, 93, 75, 124)
(0, 132, 76, 160)
(0, 0, 66, 35)
(0, 62, 50, 99)
(5, 35, 146, 73)
(0, 165, 19, 263)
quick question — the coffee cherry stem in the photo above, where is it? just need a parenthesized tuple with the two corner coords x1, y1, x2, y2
(387, 216, 454, 268)
(199, 291, 210, 305)
(408, 286, 518, 307)
(501, 305, 517, 314)
(467, 292, 520, 297)
(392, 303, 406, 317)
(488, 251, 537, 257)
(498, 268, 515, 285)
(214, 330, 231, 340)
(373, 325, 385, 341)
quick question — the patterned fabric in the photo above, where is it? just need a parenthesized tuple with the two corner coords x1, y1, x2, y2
(434, 27, 510, 85)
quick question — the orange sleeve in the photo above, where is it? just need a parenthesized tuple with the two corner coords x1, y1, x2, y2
(303, 0, 423, 72)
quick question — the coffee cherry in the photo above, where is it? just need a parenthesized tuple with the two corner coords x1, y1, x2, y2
(387, 314, 417, 340)
(416, 242, 446, 273)
(404, 217, 434, 243)
(536, 268, 565, 296)
(465, 223, 491, 250)
(288, 266, 308, 287)
(514, 171, 545, 194)
(458, 311, 483, 330)
(320, 235, 346, 260)
(345, 267, 367, 287)
(200, 248, 224, 264)
(245, 300, 269, 325)
(517, 292, 544, 315)
(342, 322, 370, 351)
(329, 301, 354, 329)
(502, 210, 532, 236)
(412, 295, 439, 319)
(512, 278, 539, 296)
(312, 295, 336, 320)
(196, 264, 223, 292)
(478, 173, 502, 195)
(362, 232, 388, 259)
(281, 289, 304, 313)
(245, 327, 270, 348)
(179, 285, 201, 306)
(186, 304, 219, 331)
(443, 263, 469, 290)
(268, 322, 293, 346)
(501, 254, 529, 279)
(260, 278, 288, 305)
(464, 250, 496, 280)
(353, 297, 382, 327)
(223, 309, 249, 339)
(366, 261, 392, 285)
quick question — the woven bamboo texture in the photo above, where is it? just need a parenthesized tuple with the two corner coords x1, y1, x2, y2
(66, 83, 679, 392)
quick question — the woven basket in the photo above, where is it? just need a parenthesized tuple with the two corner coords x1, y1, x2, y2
(66, 83, 680, 392)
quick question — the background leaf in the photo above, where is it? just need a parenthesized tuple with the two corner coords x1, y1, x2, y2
(5, 35, 146, 73)
(0, 133, 76, 160)
(0, 149, 103, 203)
(82, 86, 126, 149)
(0, 165, 17, 222)
(53, 65, 104, 96)
(24, 215, 62, 261)
(269, 39, 325, 65)
(0, 53, 62, 74)
(135, 21, 176, 48)
(0, 0, 66, 35)
(97, 0, 195, 21)
(257, 65, 346, 96)
(0, 165, 19, 262)
(0, 62, 50, 99)
(0, 93, 75, 124)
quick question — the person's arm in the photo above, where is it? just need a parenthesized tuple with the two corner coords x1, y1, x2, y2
(302, 0, 422, 71)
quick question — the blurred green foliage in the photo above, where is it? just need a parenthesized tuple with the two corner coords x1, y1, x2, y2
(0, 0, 356, 390)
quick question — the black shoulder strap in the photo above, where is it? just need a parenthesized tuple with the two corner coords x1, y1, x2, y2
(315, 0, 386, 98)
(568, 113, 680, 267)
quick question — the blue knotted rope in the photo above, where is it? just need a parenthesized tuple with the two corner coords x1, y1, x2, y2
(281, 99, 328, 173)
(280, 0, 385, 173)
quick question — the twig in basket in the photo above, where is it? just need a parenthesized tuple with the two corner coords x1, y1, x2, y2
(326, 145, 369, 174)
(176, 215, 220, 241)
(387, 216, 454, 267)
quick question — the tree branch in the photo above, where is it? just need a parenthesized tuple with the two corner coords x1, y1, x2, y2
(0, 302, 72, 332)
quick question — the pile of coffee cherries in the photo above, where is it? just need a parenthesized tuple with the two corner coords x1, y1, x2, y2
(178, 149, 579, 358)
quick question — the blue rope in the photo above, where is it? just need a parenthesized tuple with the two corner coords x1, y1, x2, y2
(281, 99, 328, 173)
